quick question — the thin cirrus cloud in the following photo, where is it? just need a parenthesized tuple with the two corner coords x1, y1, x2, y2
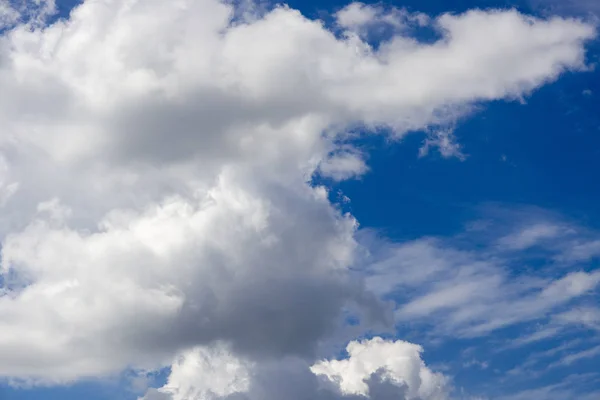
(360, 211, 600, 398)
(362, 209, 600, 342)
(0, 0, 597, 399)
(497, 373, 600, 400)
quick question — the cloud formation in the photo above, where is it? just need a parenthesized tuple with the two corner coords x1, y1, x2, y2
(0, 0, 597, 396)
(364, 217, 600, 339)
(143, 337, 449, 400)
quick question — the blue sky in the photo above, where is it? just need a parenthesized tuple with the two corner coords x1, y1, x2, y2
(0, 0, 599, 399)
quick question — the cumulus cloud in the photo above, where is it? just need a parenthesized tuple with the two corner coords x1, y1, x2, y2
(142, 342, 251, 400)
(311, 337, 448, 399)
(0, 0, 56, 29)
(0, 171, 366, 382)
(0, 0, 596, 391)
(0, 1, 20, 29)
(142, 337, 449, 400)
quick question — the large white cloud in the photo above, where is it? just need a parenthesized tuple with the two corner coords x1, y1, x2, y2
(0, 168, 372, 382)
(0, 0, 596, 388)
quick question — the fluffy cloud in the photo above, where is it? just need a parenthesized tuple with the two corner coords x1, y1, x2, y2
(311, 337, 448, 399)
(143, 337, 449, 400)
(0, 0, 56, 30)
(0, 0, 596, 389)
(0, 169, 369, 382)
(142, 342, 251, 400)
(319, 150, 369, 181)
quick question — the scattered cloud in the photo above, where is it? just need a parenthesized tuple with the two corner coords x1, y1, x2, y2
(363, 213, 600, 340)
(498, 373, 600, 400)
(530, 0, 600, 17)
(549, 344, 600, 367)
(419, 129, 466, 161)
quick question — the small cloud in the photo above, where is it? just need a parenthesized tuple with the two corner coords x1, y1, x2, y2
(419, 129, 466, 161)
(319, 150, 369, 181)
(496, 223, 566, 251)
(336, 190, 351, 204)
(335, 2, 429, 37)
(463, 359, 490, 369)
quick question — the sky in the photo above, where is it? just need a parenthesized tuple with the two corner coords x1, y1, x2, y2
(0, 0, 599, 399)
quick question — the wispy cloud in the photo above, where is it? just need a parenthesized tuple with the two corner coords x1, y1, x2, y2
(362, 209, 600, 342)
(496, 223, 567, 251)
(549, 344, 600, 367)
(499, 373, 600, 400)
(530, 0, 600, 16)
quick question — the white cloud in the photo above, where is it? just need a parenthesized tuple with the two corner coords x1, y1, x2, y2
(143, 342, 251, 400)
(319, 150, 369, 181)
(501, 326, 564, 349)
(144, 337, 450, 400)
(0, 0, 596, 387)
(0, 0, 56, 29)
(496, 223, 566, 250)
(335, 2, 429, 35)
(418, 129, 465, 160)
(0, 1, 20, 30)
(555, 307, 600, 330)
(311, 337, 449, 400)
(0, 171, 365, 382)
(364, 220, 600, 339)
(0, 155, 19, 206)
(499, 373, 600, 400)
(550, 344, 600, 367)
(556, 239, 600, 262)
(336, 2, 381, 29)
